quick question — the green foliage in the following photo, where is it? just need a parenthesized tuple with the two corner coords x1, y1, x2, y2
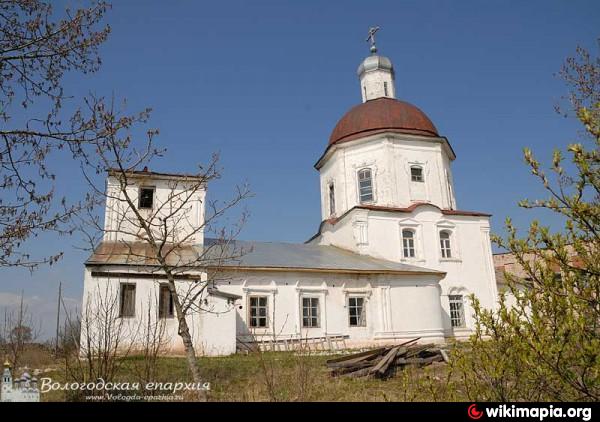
(452, 42, 600, 401)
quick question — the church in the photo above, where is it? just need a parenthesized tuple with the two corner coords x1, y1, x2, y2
(81, 30, 499, 356)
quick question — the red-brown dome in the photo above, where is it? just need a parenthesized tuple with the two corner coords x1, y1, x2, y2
(329, 97, 438, 146)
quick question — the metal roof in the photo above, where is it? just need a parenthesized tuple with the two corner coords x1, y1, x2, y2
(357, 54, 394, 77)
(328, 97, 439, 147)
(86, 238, 443, 276)
(204, 238, 442, 275)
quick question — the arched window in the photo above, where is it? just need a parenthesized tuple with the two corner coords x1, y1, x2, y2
(357, 168, 373, 203)
(410, 166, 424, 182)
(402, 229, 416, 258)
(440, 230, 452, 258)
(448, 294, 465, 328)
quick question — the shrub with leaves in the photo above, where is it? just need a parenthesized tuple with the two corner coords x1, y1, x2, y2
(452, 41, 599, 402)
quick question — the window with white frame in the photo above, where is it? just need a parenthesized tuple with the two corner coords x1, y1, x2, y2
(249, 296, 268, 328)
(357, 168, 374, 203)
(348, 297, 366, 327)
(449, 295, 465, 328)
(440, 230, 452, 258)
(302, 297, 320, 328)
(401, 229, 416, 258)
(410, 166, 424, 182)
(328, 182, 336, 216)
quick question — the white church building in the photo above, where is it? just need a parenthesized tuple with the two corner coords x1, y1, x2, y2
(81, 32, 498, 356)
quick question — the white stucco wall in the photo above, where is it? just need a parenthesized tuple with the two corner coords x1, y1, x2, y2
(318, 133, 456, 221)
(103, 174, 206, 245)
(314, 205, 498, 337)
(80, 267, 238, 356)
(212, 269, 446, 346)
(360, 69, 396, 102)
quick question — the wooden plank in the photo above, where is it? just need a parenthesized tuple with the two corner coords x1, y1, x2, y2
(326, 347, 388, 365)
(327, 349, 386, 368)
(395, 337, 421, 348)
(405, 344, 435, 358)
(340, 367, 372, 378)
(330, 356, 384, 372)
(402, 355, 443, 366)
(330, 361, 376, 377)
(370, 346, 400, 376)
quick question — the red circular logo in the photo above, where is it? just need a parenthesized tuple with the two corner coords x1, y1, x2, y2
(468, 404, 483, 420)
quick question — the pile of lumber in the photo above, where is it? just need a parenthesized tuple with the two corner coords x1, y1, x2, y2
(326, 338, 449, 379)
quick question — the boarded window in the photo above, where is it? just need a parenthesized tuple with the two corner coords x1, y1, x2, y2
(357, 169, 373, 203)
(411, 166, 424, 182)
(449, 295, 465, 328)
(249, 296, 268, 328)
(302, 297, 320, 328)
(402, 229, 416, 258)
(348, 297, 366, 327)
(138, 187, 155, 209)
(440, 230, 452, 258)
(119, 283, 136, 318)
(158, 284, 174, 318)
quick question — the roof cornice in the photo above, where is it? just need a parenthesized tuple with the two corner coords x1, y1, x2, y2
(306, 203, 491, 243)
(87, 262, 443, 277)
(314, 132, 456, 170)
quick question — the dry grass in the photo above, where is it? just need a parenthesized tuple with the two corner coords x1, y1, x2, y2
(33, 350, 465, 402)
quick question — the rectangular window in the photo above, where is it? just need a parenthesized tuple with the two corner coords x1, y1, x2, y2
(402, 229, 416, 258)
(302, 297, 320, 328)
(449, 295, 465, 328)
(158, 284, 174, 318)
(348, 297, 366, 327)
(328, 183, 336, 216)
(119, 283, 136, 318)
(249, 296, 268, 328)
(384, 81, 389, 97)
(138, 187, 155, 209)
(411, 166, 424, 182)
(440, 231, 452, 258)
(358, 169, 373, 203)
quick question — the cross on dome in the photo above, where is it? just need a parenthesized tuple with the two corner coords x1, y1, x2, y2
(366, 26, 380, 54)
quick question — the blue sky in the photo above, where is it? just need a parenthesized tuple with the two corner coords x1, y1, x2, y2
(2, 0, 598, 337)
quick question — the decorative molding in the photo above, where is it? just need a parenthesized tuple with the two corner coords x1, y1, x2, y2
(242, 286, 278, 294)
(354, 163, 378, 205)
(436, 220, 461, 261)
(295, 287, 329, 295)
(352, 219, 369, 247)
(342, 288, 372, 299)
(373, 328, 445, 340)
(398, 218, 425, 262)
(446, 285, 469, 296)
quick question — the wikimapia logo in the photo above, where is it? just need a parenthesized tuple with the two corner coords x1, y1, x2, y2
(468, 404, 483, 419)
(467, 404, 592, 421)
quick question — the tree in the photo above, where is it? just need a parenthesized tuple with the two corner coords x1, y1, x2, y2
(77, 101, 250, 400)
(0, 0, 110, 268)
(452, 41, 599, 401)
(10, 325, 32, 343)
(1, 291, 40, 368)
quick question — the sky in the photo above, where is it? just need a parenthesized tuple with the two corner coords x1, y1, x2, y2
(2, 0, 599, 338)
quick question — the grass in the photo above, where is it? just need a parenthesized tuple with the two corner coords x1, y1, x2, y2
(35, 350, 463, 402)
